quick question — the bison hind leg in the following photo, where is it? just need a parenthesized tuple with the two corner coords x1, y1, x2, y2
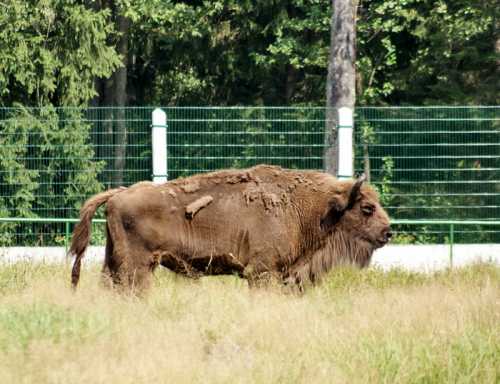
(100, 226, 158, 294)
(100, 224, 115, 289)
(99, 226, 132, 290)
(100, 221, 129, 290)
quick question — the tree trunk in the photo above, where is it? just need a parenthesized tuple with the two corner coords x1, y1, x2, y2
(285, 65, 298, 103)
(112, 11, 129, 187)
(89, 1, 129, 188)
(324, 0, 357, 175)
(103, 77, 115, 187)
(88, 0, 105, 109)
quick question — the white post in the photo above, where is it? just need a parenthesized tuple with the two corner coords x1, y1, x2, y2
(152, 108, 167, 183)
(337, 107, 354, 180)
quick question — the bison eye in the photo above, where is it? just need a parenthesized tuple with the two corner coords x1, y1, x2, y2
(361, 205, 374, 216)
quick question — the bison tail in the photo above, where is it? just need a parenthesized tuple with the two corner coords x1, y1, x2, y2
(69, 187, 125, 288)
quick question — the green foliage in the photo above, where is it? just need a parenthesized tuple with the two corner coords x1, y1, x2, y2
(357, 0, 499, 105)
(0, 106, 104, 245)
(123, 0, 332, 105)
(1, 1, 496, 106)
(0, 1, 118, 244)
(0, 0, 121, 106)
(401, 0, 499, 104)
(378, 156, 394, 206)
(118, 0, 499, 106)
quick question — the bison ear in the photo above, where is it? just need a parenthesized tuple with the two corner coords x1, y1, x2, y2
(320, 197, 346, 231)
(320, 174, 366, 232)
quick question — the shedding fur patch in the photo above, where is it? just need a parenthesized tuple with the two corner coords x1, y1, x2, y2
(243, 186, 261, 205)
(185, 195, 213, 219)
(262, 193, 280, 212)
(226, 172, 251, 184)
(180, 181, 200, 193)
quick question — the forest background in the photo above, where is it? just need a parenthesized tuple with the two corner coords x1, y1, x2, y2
(1, 0, 498, 108)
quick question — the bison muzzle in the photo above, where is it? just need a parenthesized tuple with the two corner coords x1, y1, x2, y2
(69, 165, 391, 292)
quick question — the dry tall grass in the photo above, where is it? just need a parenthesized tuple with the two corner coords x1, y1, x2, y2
(0, 262, 498, 384)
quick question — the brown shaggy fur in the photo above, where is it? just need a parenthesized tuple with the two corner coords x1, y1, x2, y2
(69, 165, 391, 292)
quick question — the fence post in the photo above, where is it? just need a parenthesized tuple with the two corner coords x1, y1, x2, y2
(337, 107, 354, 180)
(152, 108, 168, 183)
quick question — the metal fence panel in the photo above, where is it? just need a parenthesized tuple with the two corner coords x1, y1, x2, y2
(0, 106, 498, 246)
(163, 107, 325, 178)
(356, 106, 500, 243)
(0, 107, 152, 245)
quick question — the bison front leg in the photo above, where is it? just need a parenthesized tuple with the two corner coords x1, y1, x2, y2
(282, 262, 312, 293)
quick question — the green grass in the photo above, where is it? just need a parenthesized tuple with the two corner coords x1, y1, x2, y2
(0, 302, 106, 351)
(319, 263, 499, 293)
(0, 262, 498, 383)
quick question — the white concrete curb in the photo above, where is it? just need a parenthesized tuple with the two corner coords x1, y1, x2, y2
(1, 244, 499, 272)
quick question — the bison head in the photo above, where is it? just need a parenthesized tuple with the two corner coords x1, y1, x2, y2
(344, 175, 392, 248)
(320, 174, 392, 256)
(286, 175, 392, 287)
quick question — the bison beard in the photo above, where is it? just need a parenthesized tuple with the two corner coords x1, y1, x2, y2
(69, 165, 391, 292)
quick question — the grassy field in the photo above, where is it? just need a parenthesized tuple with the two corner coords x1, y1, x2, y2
(0, 262, 498, 384)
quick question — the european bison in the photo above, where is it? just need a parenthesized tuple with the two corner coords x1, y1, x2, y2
(69, 165, 391, 291)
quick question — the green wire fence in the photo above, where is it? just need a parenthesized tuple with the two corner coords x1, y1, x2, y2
(356, 106, 500, 243)
(0, 106, 498, 246)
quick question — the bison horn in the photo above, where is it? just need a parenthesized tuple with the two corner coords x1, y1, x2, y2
(347, 174, 366, 209)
